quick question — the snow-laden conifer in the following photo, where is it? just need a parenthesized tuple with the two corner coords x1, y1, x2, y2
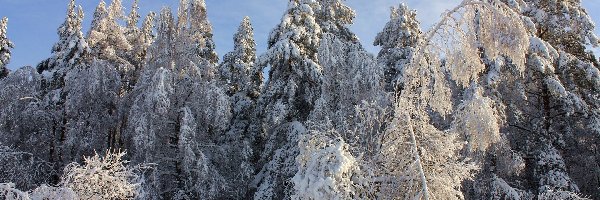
(218, 16, 260, 199)
(0, 17, 13, 78)
(220, 16, 259, 97)
(374, 3, 421, 93)
(252, 1, 324, 198)
(314, 0, 356, 40)
(121, 0, 154, 91)
(522, 0, 598, 63)
(38, 0, 89, 73)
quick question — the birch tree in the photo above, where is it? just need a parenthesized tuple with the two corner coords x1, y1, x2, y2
(376, 1, 530, 199)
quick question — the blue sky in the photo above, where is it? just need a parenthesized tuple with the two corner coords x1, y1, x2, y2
(0, 0, 599, 69)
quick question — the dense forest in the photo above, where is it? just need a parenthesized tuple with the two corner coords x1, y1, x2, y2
(1, 0, 599, 199)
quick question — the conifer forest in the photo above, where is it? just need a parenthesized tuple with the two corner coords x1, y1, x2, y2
(1, 0, 600, 199)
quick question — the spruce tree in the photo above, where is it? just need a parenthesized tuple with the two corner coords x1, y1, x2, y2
(523, 0, 599, 65)
(37, 0, 122, 176)
(314, 0, 356, 41)
(471, 1, 600, 198)
(35, 1, 91, 180)
(520, 2, 600, 196)
(220, 16, 259, 97)
(255, 0, 322, 130)
(87, 1, 108, 52)
(218, 16, 259, 199)
(0, 17, 13, 78)
(124, 0, 141, 66)
(0, 10, 77, 187)
(252, 1, 323, 199)
(38, 0, 89, 73)
(374, 3, 421, 93)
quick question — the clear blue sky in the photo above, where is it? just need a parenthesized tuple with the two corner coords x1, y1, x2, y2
(1, 0, 599, 69)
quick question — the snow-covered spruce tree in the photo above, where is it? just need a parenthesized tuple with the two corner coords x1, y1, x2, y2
(253, 1, 390, 198)
(87, 1, 109, 57)
(507, 0, 600, 197)
(20, 0, 93, 183)
(547, 50, 600, 198)
(251, 0, 323, 199)
(314, 0, 356, 41)
(374, 3, 421, 93)
(129, 12, 156, 89)
(220, 16, 260, 98)
(490, 35, 595, 199)
(8, 1, 123, 188)
(124, 2, 231, 198)
(31, 0, 122, 174)
(126, 0, 140, 31)
(37, 0, 89, 76)
(254, 0, 322, 129)
(522, 0, 599, 65)
(217, 16, 260, 199)
(139, 13, 156, 64)
(0, 17, 13, 79)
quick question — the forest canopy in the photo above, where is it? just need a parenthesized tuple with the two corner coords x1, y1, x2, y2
(0, 0, 599, 199)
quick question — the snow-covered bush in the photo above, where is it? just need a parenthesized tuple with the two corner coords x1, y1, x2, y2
(292, 133, 364, 200)
(60, 151, 139, 199)
(0, 150, 140, 200)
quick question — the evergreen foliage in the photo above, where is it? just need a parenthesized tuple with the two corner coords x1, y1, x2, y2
(0, 0, 598, 199)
